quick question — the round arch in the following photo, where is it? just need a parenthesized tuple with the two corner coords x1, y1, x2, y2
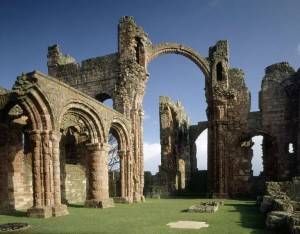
(8, 86, 55, 131)
(241, 129, 278, 180)
(109, 118, 131, 151)
(241, 129, 275, 142)
(147, 43, 211, 79)
(58, 101, 105, 143)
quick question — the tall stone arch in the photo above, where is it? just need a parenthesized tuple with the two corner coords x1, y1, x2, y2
(45, 16, 251, 199)
(115, 16, 245, 199)
(58, 101, 113, 208)
(147, 43, 211, 79)
(109, 119, 132, 202)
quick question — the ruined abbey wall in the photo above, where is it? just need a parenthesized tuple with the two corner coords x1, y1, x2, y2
(159, 96, 192, 193)
(48, 46, 119, 102)
(0, 71, 132, 217)
(260, 63, 300, 179)
(46, 16, 300, 198)
(0, 16, 300, 219)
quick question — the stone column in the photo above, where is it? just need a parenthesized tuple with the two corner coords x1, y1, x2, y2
(50, 131, 68, 217)
(139, 109, 145, 202)
(27, 130, 52, 218)
(41, 131, 51, 206)
(119, 150, 126, 198)
(85, 142, 114, 208)
(126, 149, 133, 202)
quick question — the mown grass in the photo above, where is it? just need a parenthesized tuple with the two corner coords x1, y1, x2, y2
(0, 199, 271, 234)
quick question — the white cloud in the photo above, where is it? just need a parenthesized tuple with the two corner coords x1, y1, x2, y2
(195, 129, 208, 170)
(143, 142, 161, 174)
(297, 44, 300, 55)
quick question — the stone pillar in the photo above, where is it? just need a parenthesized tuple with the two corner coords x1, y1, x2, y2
(126, 149, 133, 202)
(50, 131, 68, 217)
(139, 109, 145, 202)
(27, 130, 52, 218)
(0, 126, 9, 212)
(118, 150, 126, 198)
(85, 142, 114, 208)
(41, 131, 51, 207)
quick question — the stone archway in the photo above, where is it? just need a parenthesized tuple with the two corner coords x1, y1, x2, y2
(144, 45, 212, 196)
(147, 43, 211, 79)
(0, 74, 68, 218)
(108, 119, 132, 203)
(58, 102, 113, 208)
(115, 17, 232, 199)
(241, 130, 278, 181)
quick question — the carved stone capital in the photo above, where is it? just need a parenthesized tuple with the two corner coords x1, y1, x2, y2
(87, 142, 110, 152)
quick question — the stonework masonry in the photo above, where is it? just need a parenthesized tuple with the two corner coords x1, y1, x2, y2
(0, 16, 299, 218)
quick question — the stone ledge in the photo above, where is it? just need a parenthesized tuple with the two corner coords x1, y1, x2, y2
(27, 206, 52, 218)
(52, 204, 69, 217)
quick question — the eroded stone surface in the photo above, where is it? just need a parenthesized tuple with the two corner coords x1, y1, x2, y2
(187, 201, 222, 213)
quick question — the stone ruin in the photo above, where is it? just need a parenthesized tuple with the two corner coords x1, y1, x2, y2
(259, 178, 300, 233)
(0, 16, 299, 219)
(186, 201, 223, 213)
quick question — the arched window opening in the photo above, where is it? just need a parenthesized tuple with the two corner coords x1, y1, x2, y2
(195, 129, 208, 171)
(135, 37, 144, 65)
(95, 93, 113, 108)
(251, 136, 263, 176)
(288, 143, 294, 154)
(108, 132, 121, 197)
(143, 53, 207, 197)
(103, 99, 113, 108)
(216, 62, 223, 81)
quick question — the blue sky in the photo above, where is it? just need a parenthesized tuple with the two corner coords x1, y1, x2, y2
(1, 0, 299, 173)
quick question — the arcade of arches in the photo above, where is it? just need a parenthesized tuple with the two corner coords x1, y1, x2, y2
(0, 16, 300, 218)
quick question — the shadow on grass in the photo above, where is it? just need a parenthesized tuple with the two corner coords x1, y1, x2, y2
(67, 203, 85, 208)
(225, 201, 274, 234)
(0, 210, 27, 217)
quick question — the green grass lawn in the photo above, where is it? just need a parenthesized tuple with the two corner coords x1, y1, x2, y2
(0, 199, 271, 234)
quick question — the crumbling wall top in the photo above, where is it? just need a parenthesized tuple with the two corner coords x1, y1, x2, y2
(48, 44, 77, 66)
(0, 87, 8, 95)
(159, 96, 190, 125)
(208, 40, 229, 62)
(265, 62, 295, 75)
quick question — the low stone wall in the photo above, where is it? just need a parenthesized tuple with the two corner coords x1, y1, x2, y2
(13, 154, 33, 210)
(64, 164, 87, 204)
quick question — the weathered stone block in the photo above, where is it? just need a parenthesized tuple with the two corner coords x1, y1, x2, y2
(85, 199, 114, 208)
(52, 204, 69, 217)
(266, 211, 291, 230)
(260, 195, 273, 213)
(27, 207, 52, 218)
(187, 201, 221, 213)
